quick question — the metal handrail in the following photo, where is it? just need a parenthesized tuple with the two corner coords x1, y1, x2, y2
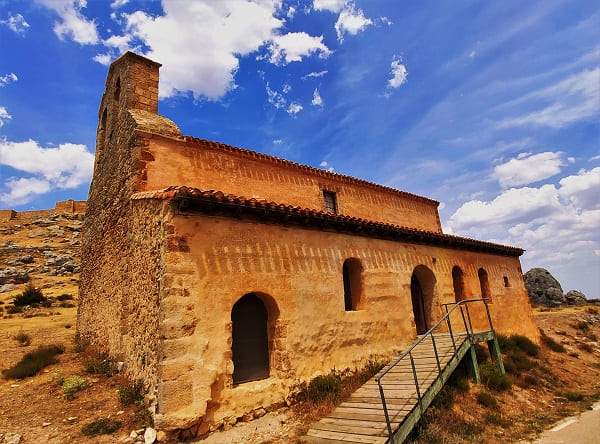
(376, 298, 493, 441)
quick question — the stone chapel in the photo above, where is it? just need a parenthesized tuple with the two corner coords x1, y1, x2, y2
(78, 52, 538, 434)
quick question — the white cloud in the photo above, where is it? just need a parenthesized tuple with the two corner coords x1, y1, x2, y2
(287, 6, 295, 19)
(92, 53, 112, 66)
(0, 107, 12, 127)
(273, 139, 283, 144)
(320, 161, 329, 167)
(282, 83, 292, 94)
(0, 138, 94, 205)
(496, 68, 600, 129)
(103, 33, 134, 53)
(287, 102, 303, 115)
(122, 1, 286, 99)
(268, 32, 331, 65)
(302, 70, 328, 79)
(266, 83, 286, 109)
(492, 151, 566, 187)
(388, 57, 408, 88)
(312, 88, 324, 106)
(590, 154, 600, 161)
(1, 13, 30, 33)
(0, 73, 18, 87)
(37, 0, 99, 45)
(335, 2, 372, 42)
(313, 0, 346, 13)
(110, 0, 129, 8)
(446, 168, 600, 289)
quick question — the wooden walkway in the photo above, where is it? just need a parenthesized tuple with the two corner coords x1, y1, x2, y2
(304, 333, 472, 444)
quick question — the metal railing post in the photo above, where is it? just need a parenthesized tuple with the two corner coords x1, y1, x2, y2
(378, 380, 394, 441)
(483, 298, 496, 335)
(459, 305, 469, 338)
(464, 304, 475, 340)
(430, 333, 442, 376)
(409, 351, 423, 413)
(446, 315, 457, 354)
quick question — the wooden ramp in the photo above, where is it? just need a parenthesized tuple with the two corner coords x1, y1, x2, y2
(303, 332, 474, 444)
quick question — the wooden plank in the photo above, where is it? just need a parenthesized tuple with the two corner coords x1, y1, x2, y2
(328, 410, 405, 423)
(306, 428, 388, 443)
(311, 421, 388, 436)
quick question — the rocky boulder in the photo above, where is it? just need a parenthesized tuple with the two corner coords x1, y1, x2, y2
(523, 268, 565, 307)
(0, 267, 30, 285)
(565, 290, 587, 306)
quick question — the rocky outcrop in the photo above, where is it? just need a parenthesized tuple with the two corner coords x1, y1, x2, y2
(565, 290, 587, 306)
(524, 268, 565, 307)
(0, 267, 30, 285)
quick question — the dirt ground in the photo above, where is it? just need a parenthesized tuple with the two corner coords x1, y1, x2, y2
(1, 214, 599, 443)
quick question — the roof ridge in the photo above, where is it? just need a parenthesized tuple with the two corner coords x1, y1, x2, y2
(180, 136, 439, 206)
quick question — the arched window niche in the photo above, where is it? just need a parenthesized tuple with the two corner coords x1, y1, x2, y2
(478, 268, 492, 302)
(411, 265, 437, 335)
(452, 266, 465, 302)
(343, 258, 364, 311)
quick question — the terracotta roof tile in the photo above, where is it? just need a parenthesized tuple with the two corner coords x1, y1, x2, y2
(131, 186, 524, 257)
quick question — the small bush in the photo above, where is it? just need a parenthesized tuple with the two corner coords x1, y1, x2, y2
(358, 359, 386, 383)
(2, 344, 65, 379)
(504, 351, 536, 375)
(474, 344, 489, 363)
(119, 380, 146, 406)
(510, 335, 539, 358)
(56, 294, 73, 301)
(484, 412, 511, 427)
(521, 374, 539, 388)
(540, 332, 566, 353)
(476, 391, 498, 408)
(587, 332, 598, 341)
(73, 333, 89, 353)
(13, 283, 46, 306)
(81, 418, 121, 436)
(14, 332, 31, 346)
(6, 305, 22, 314)
(84, 352, 113, 376)
(480, 363, 512, 391)
(568, 352, 580, 358)
(586, 307, 599, 315)
(306, 374, 342, 403)
(573, 321, 590, 332)
(134, 408, 154, 427)
(563, 391, 585, 402)
(62, 375, 90, 400)
(578, 342, 594, 353)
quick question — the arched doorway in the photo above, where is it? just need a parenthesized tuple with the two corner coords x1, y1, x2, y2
(343, 258, 363, 311)
(231, 293, 269, 384)
(411, 265, 436, 335)
(452, 266, 465, 302)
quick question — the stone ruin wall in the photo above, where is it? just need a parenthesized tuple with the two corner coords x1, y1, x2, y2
(0, 200, 86, 222)
(151, 210, 538, 432)
(137, 134, 442, 233)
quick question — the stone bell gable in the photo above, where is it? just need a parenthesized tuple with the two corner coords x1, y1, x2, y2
(78, 52, 538, 436)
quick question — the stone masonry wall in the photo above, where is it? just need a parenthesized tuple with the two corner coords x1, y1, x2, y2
(138, 135, 442, 232)
(153, 211, 537, 432)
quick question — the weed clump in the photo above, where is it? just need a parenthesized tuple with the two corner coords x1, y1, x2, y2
(540, 330, 566, 353)
(73, 333, 89, 353)
(2, 344, 64, 379)
(474, 343, 489, 363)
(14, 331, 31, 346)
(81, 418, 121, 436)
(306, 374, 342, 403)
(563, 391, 585, 402)
(84, 352, 114, 376)
(480, 363, 512, 392)
(476, 391, 498, 408)
(573, 320, 590, 332)
(62, 375, 90, 400)
(13, 283, 46, 307)
(119, 380, 146, 406)
(504, 351, 536, 375)
(497, 334, 539, 357)
(577, 342, 594, 353)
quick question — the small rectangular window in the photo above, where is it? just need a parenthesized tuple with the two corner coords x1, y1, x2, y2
(323, 190, 337, 214)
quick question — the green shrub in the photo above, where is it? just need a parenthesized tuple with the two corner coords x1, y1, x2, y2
(73, 333, 89, 353)
(6, 305, 22, 314)
(484, 412, 511, 427)
(476, 391, 498, 408)
(479, 363, 512, 391)
(497, 334, 539, 357)
(62, 375, 90, 400)
(13, 283, 46, 306)
(119, 380, 146, 406)
(540, 331, 566, 353)
(563, 391, 585, 402)
(358, 359, 386, 383)
(573, 321, 590, 332)
(56, 294, 73, 301)
(474, 344, 489, 363)
(504, 351, 536, 375)
(306, 374, 342, 403)
(578, 342, 594, 353)
(14, 332, 31, 346)
(2, 344, 64, 379)
(520, 374, 539, 388)
(81, 418, 121, 436)
(84, 352, 113, 376)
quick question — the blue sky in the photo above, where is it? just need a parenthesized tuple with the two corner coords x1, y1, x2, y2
(0, 0, 599, 297)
